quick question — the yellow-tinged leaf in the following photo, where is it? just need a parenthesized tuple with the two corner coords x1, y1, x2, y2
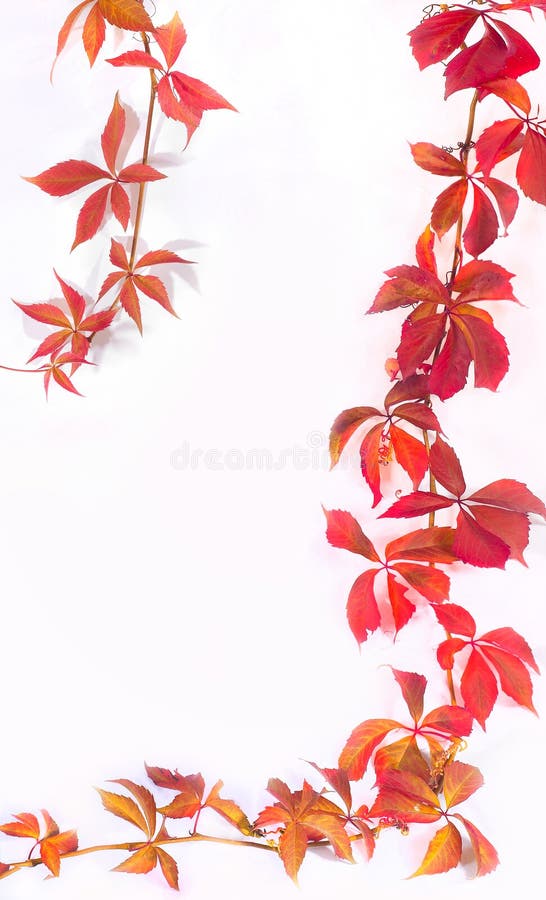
(453, 814, 499, 876)
(204, 780, 253, 835)
(111, 780, 156, 839)
(304, 813, 354, 862)
(112, 845, 157, 874)
(40, 840, 61, 877)
(96, 788, 148, 835)
(339, 718, 400, 780)
(278, 821, 308, 883)
(98, 0, 154, 31)
(410, 822, 462, 877)
(442, 761, 483, 809)
(156, 847, 180, 890)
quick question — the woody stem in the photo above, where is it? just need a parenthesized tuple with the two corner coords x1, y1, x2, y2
(129, 32, 159, 271)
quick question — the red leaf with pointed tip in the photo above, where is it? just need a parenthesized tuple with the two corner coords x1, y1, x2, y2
(385, 527, 456, 564)
(415, 225, 437, 275)
(111, 780, 156, 839)
(409, 9, 480, 70)
(481, 77, 531, 114)
(155, 12, 187, 68)
(80, 308, 118, 333)
(156, 848, 179, 890)
(475, 118, 524, 181)
(24, 159, 110, 196)
(452, 815, 499, 876)
(455, 310, 509, 390)
(118, 164, 166, 183)
(397, 313, 446, 378)
(278, 822, 308, 883)
(494, 19, 540, 79)
(369, 266, 449, 313)
(99, 271, 126, 299)
(443, 761, 483, 809)
(372, 770, 441, 818)
(112, 845, 158, 875)
(306, 763, 352, 813)
(432, 603, 476, 638)
(516, 128, 546, 204)
(360, 422, 384, 508)
(145, 765, 205, 797)
(83, 3, 106, 67)
(461, 648, 498, 728)
(329, 407, 382, 467)
(463, 184, 498, 257)
(54, 272, 86, 325)
(452, 260, 516, 303)
(0, 812, 40, 839)
(484, 177, 519, 233)
(72, 183, 112, 250)
(431, 179, 468, 239)
(419, 705, 473, 736)
(347, 569, 381, 644)
(133, 274, 178, 316)
(97, 0, 154, 31)
(437, 637, 468, 670)
(28, 330, 72, 363)
(392, 402, 441, 432)
(324, 508, 380, 561)
(339, 718, 400, 781)
(392, 562, 450, 603)
(480, 645, 537, 713)
(170, 71, 237, 113)
(410, 821, 462, 877)
(157, 74, 197, 129)
(454, 508, 510, 569)
(106, 50, 164, 69)
(387, 573, 416, 635)
(467, 479, 546, 518)
(53, 2, 94, 72)
(14, 301, 71, 328)
(479, 627, 539, 673)
(97, 789, 149, 834)
(109, 238, 129, 270)
(374, 736, 430, 782)
(444, 23, 508, 98)
(51, 366, 83, 397)
(381, 491, 453, 519)
(391, 669, 426, 723)
(470, 505, 529, 565)
(389, 425, 428, 492)
(429, 436, 466, 497)
(101, 93, 126, 174)
(120, 278, 142, 333)
(410, 143, 465, 177)
(429, 319, 472, 399)
(136, 249, 192, 268)
(110, 183, 130, 230)
(384, 374, 430, 409)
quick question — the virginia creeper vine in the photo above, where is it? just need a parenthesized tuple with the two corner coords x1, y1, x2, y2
(2, 0, 546, 892)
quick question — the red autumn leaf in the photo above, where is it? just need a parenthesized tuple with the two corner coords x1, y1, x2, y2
(479, 627, 539, 673)
(0, 812, 40, 839)
(442, 761, 483, 809)
(132, 275, 178, 316)
(483, 177, 519, 233)
(461, 648, 498, 728)
(279, 823, 308, 883)
(136, 249, 192, 268)
(346, 569, 381, 644)
(328, 406, 382, 467)
(385, 526, 456, 564)
(387, 573, 416, 635)
(40, 830, 78, 877)
(467, 479, 546, 518)
(480, 76, 531, 114)
(444, 22, 508, 98)
(463, 184, 499, 257)
(410, 821, 462, 877)
(373, 736, 430, 783)
(429, 436, 466, 498)
(120, 279, 143, 333)
(392, 402, 442, 432)
(110, 182, 130, 230)
(452, 260, 517, 303)
(324, 508, 380, 562)
(516, 127, 546, 205)
(475, 118, 525, 181)
(359, 422, 384, 508)
(53, 1, 94, 74)
(204, 781, 253, 835)
(470, 505, 529, 564)
(110, 237, 130, 270)
(112, 845, 158, 875)
(437, 637, 468, 670)
(391, 562, 450, 603)
(156, 847, 179, 890)
(410, 143, 466, 177)
(493, 19, 540, 80)
(419, 705, 473, 737)
(118, 164, 166, 183)
(101, 92, 126, 175)
(391, 669, 426, 723)
(369, 265, 449, 313)
(145, 764, 205, 799)
(409, 8, 480, 69)
(83, 3, 106, 66)
(306, 763, 352, 813)
(384, 374, 430, 409)
(14, 301, 71, 329)
(389, 424, 429, 491)
(431, 179, 468, 239)
(155, 11, 187, 69)
(98, 0, 154, 31)
(428, 318, 472, 400)
(415, 225, 437, 275)
(107, 50, 165, 69)
(453, 507, 510, 569)
(72, 183, 112, 250)
(339, 719, 400, 780)
(380, 491, 453, 519)
(370, 770, 442, 824)
(480, 645, 537, 713)
(24, 159, 110, 196)
(452, 814, 499, 876)
(397, 312, 446, 377)
(432, 603, 476, 638)
(453, 308, 509, 390)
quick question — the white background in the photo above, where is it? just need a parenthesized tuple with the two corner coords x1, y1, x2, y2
(1, 1, 545, 898)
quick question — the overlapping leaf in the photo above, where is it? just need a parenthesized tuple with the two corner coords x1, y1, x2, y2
(53, 0, 154, 71)
(0, 810, 78, 877)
